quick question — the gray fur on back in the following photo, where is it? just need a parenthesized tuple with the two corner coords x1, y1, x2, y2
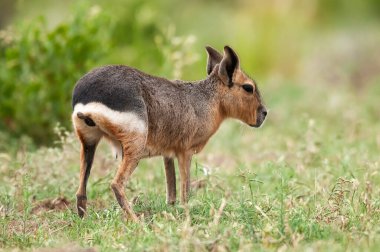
(72, 65, 147, 119)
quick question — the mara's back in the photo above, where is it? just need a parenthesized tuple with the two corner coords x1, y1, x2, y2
(72, 64, 212, 132)
(72, 65, 146, 113)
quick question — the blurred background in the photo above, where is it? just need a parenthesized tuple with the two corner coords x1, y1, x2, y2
(0, 0, 379, 150)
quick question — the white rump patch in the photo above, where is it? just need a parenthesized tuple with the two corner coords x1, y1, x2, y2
(73, 102, 146, 133)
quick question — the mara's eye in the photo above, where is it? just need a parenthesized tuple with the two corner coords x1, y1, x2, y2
(242, 84, 254, 94)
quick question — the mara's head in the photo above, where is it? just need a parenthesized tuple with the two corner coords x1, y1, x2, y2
(206, 45, 267, 128)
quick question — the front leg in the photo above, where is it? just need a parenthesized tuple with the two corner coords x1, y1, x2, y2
(163, 157, 176, 205)
(177, 152, 192, 204)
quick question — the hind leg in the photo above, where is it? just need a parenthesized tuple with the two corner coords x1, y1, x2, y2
(110, 132, 146, 222)
(73, 103, 148, 221)
(74, 129, 101, 218)
(95, 115, 147, 221)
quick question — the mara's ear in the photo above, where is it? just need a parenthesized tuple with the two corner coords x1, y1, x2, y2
(218, 46, 240, 86)
(206, 46, 223, 75)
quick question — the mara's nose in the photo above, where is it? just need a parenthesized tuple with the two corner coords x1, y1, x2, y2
(259, 106, 267, 118)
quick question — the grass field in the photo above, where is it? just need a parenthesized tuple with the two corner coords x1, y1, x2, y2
(1, 81, 379, 251)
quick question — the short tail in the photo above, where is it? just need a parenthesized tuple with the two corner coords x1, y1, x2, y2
(77, 112, 96, 127)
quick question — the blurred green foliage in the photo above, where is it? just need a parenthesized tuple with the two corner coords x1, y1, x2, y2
(316, 0, 380, 23)
(0, 4, 112, 144)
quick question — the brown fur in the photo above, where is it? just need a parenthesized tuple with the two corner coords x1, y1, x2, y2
(72, 46, 267, 221)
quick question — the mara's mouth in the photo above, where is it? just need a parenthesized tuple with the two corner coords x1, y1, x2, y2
(249, 117, 266, 128)
(249, 123, 261, 128)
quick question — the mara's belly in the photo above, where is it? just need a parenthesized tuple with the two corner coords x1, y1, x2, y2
(142, 132, 209, 158)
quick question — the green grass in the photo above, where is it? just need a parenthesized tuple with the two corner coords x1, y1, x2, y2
(1, 83, 380, 251)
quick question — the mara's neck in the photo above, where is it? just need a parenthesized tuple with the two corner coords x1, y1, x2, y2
(183, 75, 226, 134)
